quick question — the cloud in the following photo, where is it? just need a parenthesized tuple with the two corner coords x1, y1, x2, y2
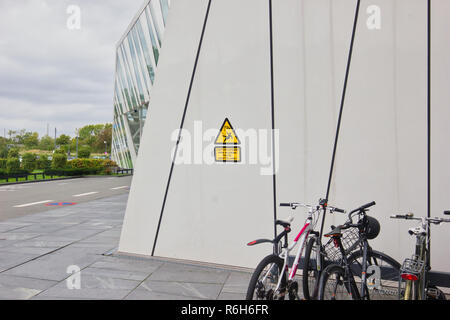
(0, 0, 145, 137)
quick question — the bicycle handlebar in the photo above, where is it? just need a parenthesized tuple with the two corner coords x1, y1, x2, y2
(279, 202, 346, 213)
(349, 201, 376, 215)
(390, 213, 450, 224)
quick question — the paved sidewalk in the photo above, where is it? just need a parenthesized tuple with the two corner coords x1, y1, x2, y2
(0, 193, 251, 300)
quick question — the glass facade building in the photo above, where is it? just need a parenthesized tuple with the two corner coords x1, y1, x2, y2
(112, 0, 170, 168)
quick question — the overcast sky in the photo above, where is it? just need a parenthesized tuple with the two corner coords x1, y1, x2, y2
(0, 0, 145, 138)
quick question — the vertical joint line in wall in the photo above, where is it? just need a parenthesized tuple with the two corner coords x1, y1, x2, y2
(269, 0, 278, 240)
(151, 0, 213, 256)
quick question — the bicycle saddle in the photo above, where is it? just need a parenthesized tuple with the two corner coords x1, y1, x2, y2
(275, 219, 291, 228)
(324, 225, 344, 238)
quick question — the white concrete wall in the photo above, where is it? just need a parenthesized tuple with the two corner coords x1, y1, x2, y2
(119, 0, 450, 271)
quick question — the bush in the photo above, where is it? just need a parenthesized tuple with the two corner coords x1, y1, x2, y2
(22, 153, 37, 172)
(67, 159, 118, 175)
(0, 168, 6, 179)
(78, 146, 91, 158)
(51, 153, 67, 169)
(6, 158, 20, 173)
(44, 167, 102, 177)
(54, 148, 66, 155)
(37, 156, 51, 170)
(7, 148, 19, 159)
(0, 159, 6, 169)
(6, 168, 30, 176)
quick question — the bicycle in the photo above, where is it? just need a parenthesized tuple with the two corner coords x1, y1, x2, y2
(245, 199, 345, 300)
(318, 201, 402, 300)
(390, 211, 450, 300)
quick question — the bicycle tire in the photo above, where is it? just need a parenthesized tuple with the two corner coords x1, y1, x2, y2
(347, 249, 401, 300)
(318, 264, 356, 300)
(246, 254, 287, 300)
(302, 236, 321, 300)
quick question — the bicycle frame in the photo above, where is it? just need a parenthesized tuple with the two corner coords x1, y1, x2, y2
(273, 204, 322, 295)
(399, 217, 429, 300)
(325, 208, 378, 300)
(331, 231, 368, 299)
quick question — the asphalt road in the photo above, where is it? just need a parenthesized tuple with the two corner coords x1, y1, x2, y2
(0, 176, 132, 221)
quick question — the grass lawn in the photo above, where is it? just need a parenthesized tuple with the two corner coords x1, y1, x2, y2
(0, 172, 131, 185)
(0, 173, 67, 184)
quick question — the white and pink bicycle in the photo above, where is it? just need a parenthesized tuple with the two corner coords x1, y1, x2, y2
(246, 199, 345, 300)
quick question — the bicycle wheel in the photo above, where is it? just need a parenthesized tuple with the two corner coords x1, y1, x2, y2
(246, 254, 287, 300)
(318, 264, 355, 300)
(347, 250, 401, 300)
(302, 236, 321, 300)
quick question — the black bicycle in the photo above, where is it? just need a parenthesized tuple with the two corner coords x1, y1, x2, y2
(317, 201, 402, 300)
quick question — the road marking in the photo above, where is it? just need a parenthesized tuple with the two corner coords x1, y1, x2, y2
(73, 192, 99, 197)
(13, 200, 54, 208)
(110, 186, 129, 190)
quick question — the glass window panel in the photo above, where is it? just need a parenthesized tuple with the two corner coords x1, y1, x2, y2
(120, 44, 140, 108)
(117, 51, 138, 110)
(126, 36, 146, 105)
(137, 17, 157, 81)
(130, 26, 152, 94)
(144, 8, 161, 64)
(159, 0, 169, 25)
(147, 6, 162, 47)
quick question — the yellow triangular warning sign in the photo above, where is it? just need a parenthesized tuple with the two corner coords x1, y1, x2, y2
(215, 118, 240, 144)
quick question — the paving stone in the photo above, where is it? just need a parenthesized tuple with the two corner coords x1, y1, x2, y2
(138, 280, 223, 299)
(3, 247, 102, 281)
(0, 246, 58, 256)
(9, 223, 76, 234)
(0, 232, 41, 241)
(80, 266, 149, 282)
(217, 292, 246, 300)
(125, 288, 202, 300)
(0, 251, 40, 272)
(0, 223, 31, 233)
(0, 274, 57, 299)
(89, 256, 163, 274)
(221, 272, 252, 294)
(148, 262, 230, 284)
(33, 287, 132, 300)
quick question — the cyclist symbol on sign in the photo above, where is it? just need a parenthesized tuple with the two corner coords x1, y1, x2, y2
(223, 131, 233, 143)
(215, 118, 240, 145)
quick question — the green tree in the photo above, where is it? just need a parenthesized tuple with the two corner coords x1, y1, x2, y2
(93, 124, 112, 153)
(78, 124, 104, 151)
(55, 134, 71, 146)
(23, 132, 39, 149)
(38, 135, 55, 151)
(0, 137, 8, 158)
